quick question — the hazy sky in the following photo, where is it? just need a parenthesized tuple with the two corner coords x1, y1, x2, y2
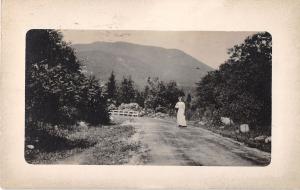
(62, 30, 257, 69)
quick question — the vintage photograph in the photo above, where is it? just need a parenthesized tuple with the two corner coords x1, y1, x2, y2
(25, 30, 271, 166)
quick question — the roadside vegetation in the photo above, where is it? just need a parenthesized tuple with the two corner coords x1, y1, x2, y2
(25, 30, 111, 163)
(189, 32, 272, 152)
(105, 73, 185, 115)
(25, 118, 143, 164)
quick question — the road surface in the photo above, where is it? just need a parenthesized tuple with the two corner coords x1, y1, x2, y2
(56, 117, 271, 166)
(129, 117, 271, 166)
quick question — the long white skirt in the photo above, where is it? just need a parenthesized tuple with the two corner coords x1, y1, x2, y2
(177, 110, 187, 126)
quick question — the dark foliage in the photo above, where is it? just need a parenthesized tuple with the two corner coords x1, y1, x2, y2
(77, 76, 110, 125)
(134, 89, 146, 108)
(144, 77, 184, 113)
(105, 71, 118, 104)
(117, 76, 136, 104)
(195, 32, 272, 127)
(25, 29, 109, 126)
(103, 73, 184, 112)
(25, 124, 95, 153)
(185, 93, 192, 119)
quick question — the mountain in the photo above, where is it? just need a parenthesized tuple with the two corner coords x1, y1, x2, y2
(72, 41, 213, 90)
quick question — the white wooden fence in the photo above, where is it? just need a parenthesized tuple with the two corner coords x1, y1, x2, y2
(109, 110, 140, 117)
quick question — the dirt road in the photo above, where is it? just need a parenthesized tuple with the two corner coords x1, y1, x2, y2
(56, 117, 270, 166)
(130, 117, 271, 166)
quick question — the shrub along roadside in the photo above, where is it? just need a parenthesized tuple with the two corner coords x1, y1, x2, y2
(191, 32, 272, 152)
(194, 32, 271, 131)
(189, 121, 271, 153)
(25, 29, 110, 156)
(26, 29, 110, 127)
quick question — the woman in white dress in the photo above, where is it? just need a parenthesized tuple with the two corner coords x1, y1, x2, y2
(175, 96, 187, 128)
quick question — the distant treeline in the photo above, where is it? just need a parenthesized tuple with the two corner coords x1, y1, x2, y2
(106, 73, 185, 114)
(193, 32, 272, 128)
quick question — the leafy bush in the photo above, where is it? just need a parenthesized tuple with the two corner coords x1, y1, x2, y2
(144, 77, 184, 113)
(195, 32, 272, 128)
(25, 29, 110, 127)
(118, 103, 142, 111)
(77, 76, 110, 125)
(117, 76, 136, 104)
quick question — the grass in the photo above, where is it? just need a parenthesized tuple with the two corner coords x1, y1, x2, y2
(25, 119, 141, 164)
(189, 121, 271, 153)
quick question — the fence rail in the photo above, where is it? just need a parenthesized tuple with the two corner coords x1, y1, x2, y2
(109, 110, 140, 117)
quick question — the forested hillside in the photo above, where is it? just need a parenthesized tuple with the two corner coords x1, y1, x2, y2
(72, 42, 213, 90)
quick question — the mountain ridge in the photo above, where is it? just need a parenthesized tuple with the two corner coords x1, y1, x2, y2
(71, 41, 214, 90)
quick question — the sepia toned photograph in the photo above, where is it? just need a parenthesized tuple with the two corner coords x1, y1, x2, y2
(25, 30, 271, 166)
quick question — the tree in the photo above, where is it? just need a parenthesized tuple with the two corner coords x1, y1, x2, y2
(118, 76, 136, 104)
(186, 93, 192, 105)
(26, 30, 82, 125)
(134, 89, 145, 108)
(185, 93, 192, 119)
(25, 29, 110, 126)
(143, 85, 150, 109)
(26, 29, 81, 73)
(165, 81, 185, 110)
(79, 76, 110, 125)
(144, 77, 184, 113)
(106, 71, 118, 103)
(195, 32, 272, 127)
(195, 71, 222, 109)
